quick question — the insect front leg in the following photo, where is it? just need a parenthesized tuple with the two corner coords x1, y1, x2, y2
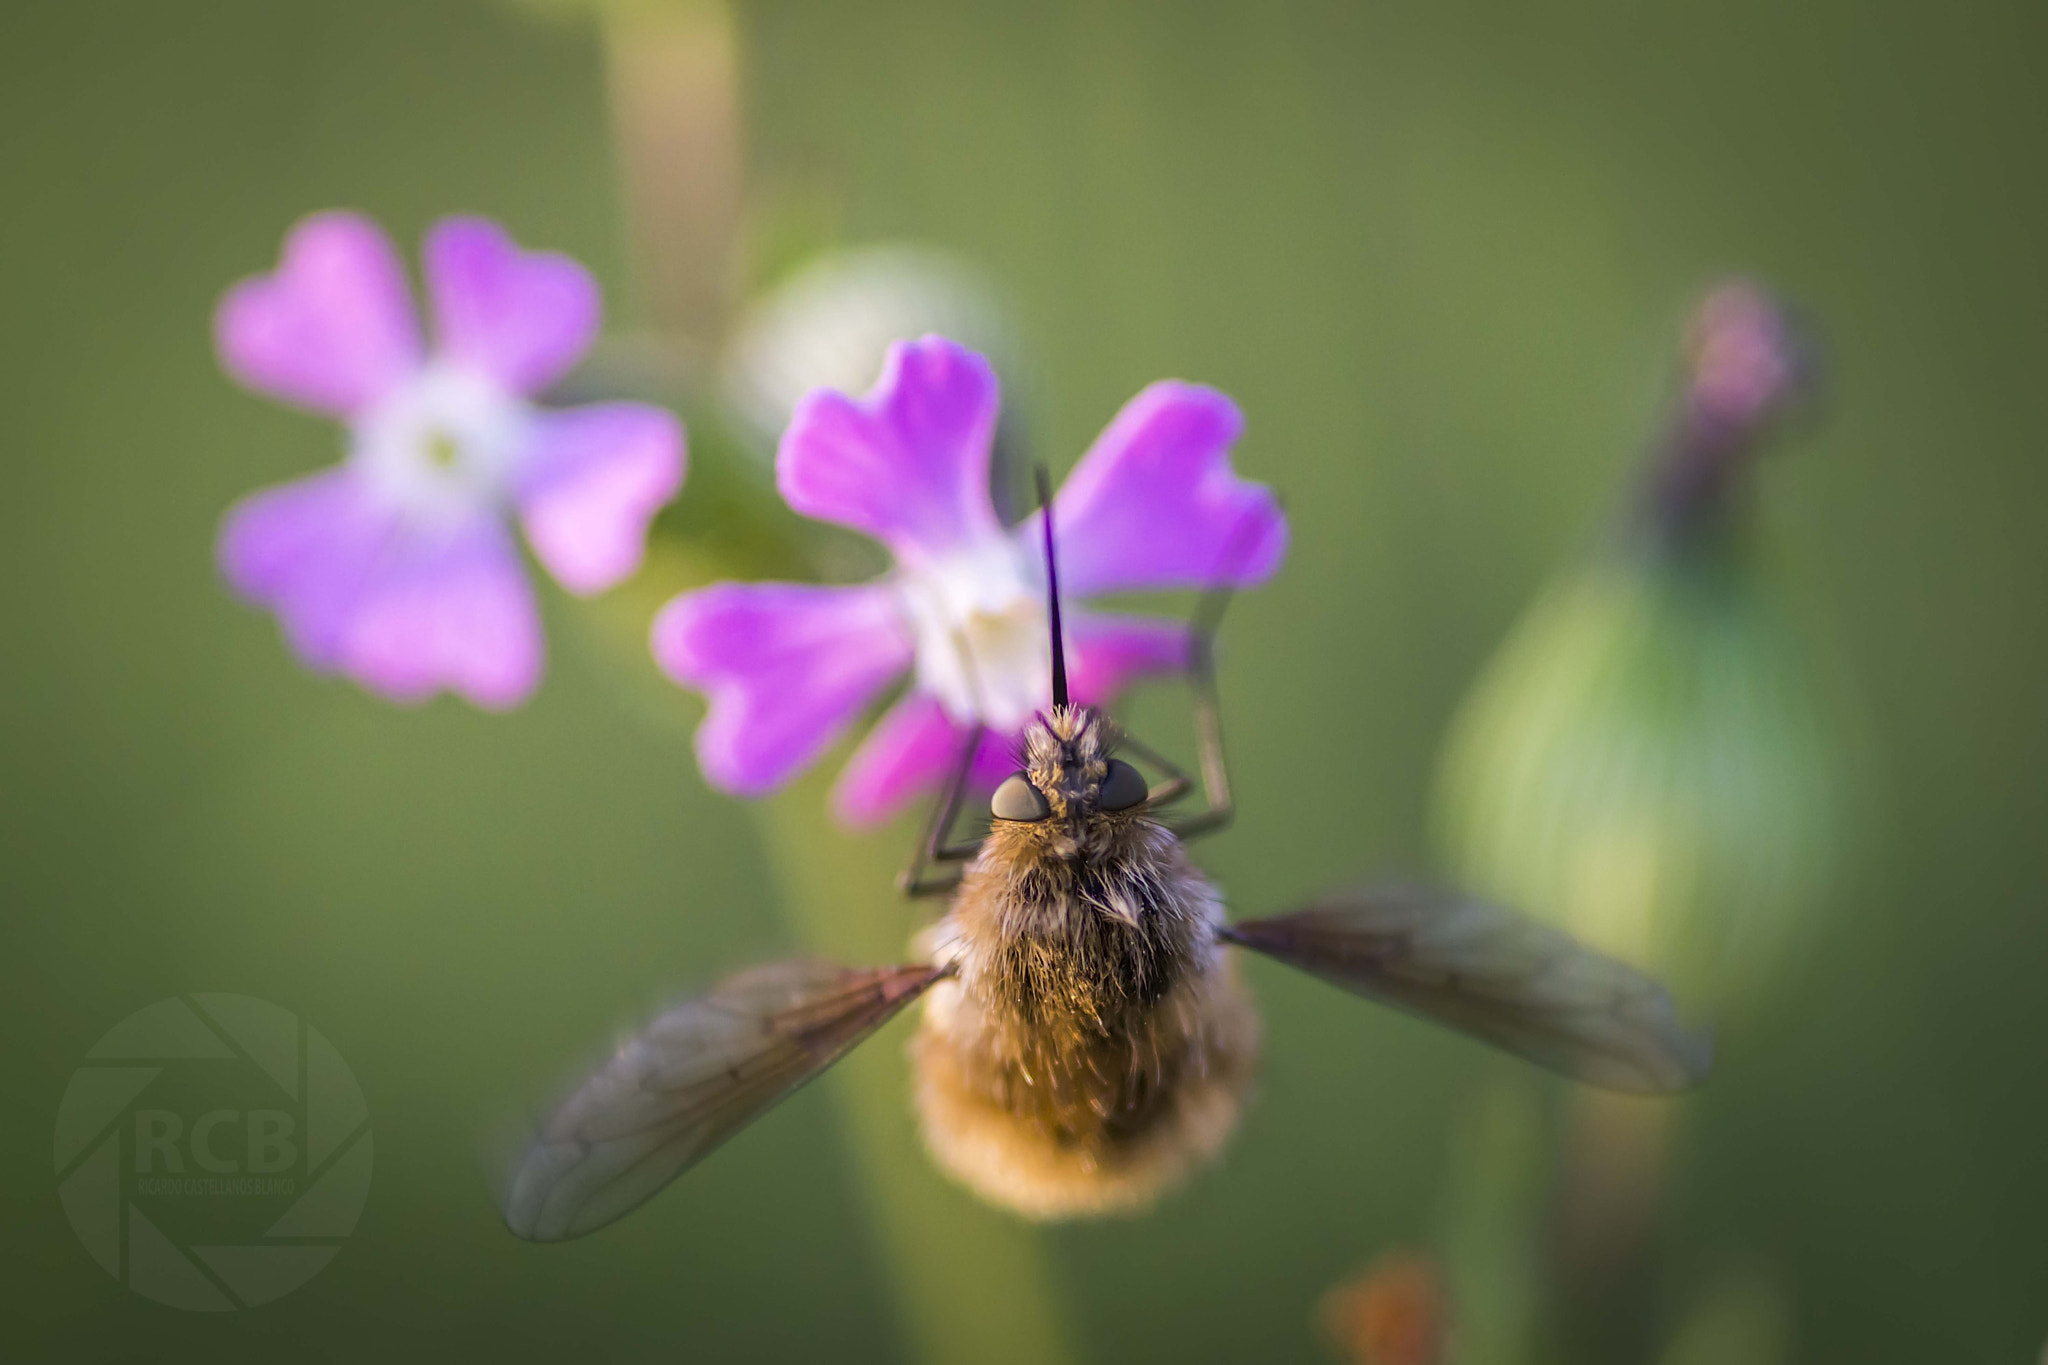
(1117, 731, 1196, 809)
(1161, 627, 1234, 842)
(898, 723, 988, 898)
(1101, 502, 1267, 839)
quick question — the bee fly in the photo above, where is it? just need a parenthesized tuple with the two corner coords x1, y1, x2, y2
(502, 472, 1711, 1241)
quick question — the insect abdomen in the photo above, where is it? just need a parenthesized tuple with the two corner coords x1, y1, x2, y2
(911, 851, 1259, 1219)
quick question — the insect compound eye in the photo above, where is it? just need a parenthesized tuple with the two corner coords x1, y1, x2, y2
(1097, 759, 1149, 812)
(990, 771, 1052, 822)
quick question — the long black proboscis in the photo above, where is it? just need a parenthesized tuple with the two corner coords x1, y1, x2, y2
(1034, 464, 1069, 710)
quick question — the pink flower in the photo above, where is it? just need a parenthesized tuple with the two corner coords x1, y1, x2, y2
(1684, 279, 1807, 432)
(215, 212, 685, 709)
(651, 335, 1287, 824)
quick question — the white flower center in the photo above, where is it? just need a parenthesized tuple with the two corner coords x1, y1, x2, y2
(350, 362, 532, 526)
(896, 535, 1051, 731)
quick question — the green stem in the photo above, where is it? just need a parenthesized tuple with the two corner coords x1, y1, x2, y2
(587, 5, 1073, 1354)
(756, 768, 1081, 1365)
(599, 0, 744, 349)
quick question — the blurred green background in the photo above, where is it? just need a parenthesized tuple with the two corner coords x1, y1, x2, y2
(4, 0, 2045, 1360)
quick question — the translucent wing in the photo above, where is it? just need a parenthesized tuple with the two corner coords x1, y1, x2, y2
(1220, 885, 1711, 1093)
(503, 959, 942, 1241)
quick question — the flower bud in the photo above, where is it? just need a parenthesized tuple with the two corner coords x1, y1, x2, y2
(1638, 280, 1815, 549)
(722, 246, 1022, 444)
(1434, 284, 1843, 1014)
(1319, 1252, 1449, 1365)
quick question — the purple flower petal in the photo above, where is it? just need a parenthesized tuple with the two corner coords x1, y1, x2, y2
(777, 336, 1004, 565)
(219, 467, 393, 667)
(652, 582, 914, 796)
(220, 470, 542, 709)
(831, 692, 1023, 827)
(1045, 381, 1288, 596)
(342, 518, 543, 711)
(422, 217, 601, 396)
(830, 691, 962, 826)
(216, 212, 422, 416)
(1066, 611, 1191, 705)
(515, 402, 685, 595)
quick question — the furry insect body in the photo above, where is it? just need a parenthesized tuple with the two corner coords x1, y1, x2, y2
(912, 706, 1258, 1218)
(501, 492, 1711, 1243)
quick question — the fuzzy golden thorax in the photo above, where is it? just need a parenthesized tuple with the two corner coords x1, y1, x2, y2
(950, 706, 1206, 969)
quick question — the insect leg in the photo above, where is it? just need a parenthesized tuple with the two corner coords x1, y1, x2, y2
(898, 723, 988, 898)
(1118, 583, 1238, 829)
(1154, 495, 1275, 841)
(1116, 731, 1195, 808)
(1162, 625, 1234, 841)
